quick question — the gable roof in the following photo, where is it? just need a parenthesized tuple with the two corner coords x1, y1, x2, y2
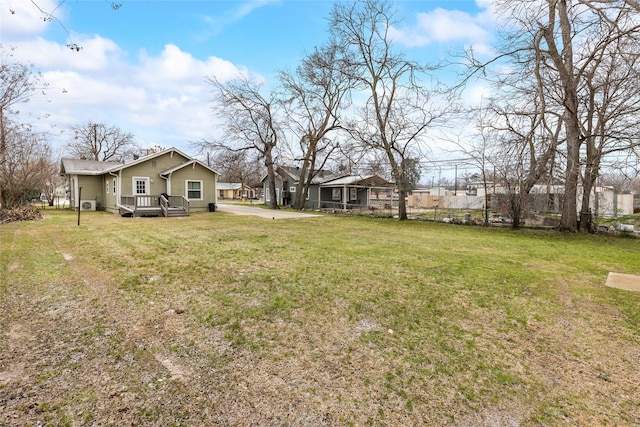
(108, 147, 190, 172)
(59, 147, 220, 177)
(159, 159, 220, 177)
(60, 158, 123, 175)
(261, 166, 341, 184)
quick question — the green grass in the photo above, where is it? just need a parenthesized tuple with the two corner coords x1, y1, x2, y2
(1, 208, 639, 425)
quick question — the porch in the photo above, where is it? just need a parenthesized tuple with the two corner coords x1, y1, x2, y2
(118, 194, 189, 217)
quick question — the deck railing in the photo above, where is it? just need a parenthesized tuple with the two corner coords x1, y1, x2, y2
(120, 194, 189, 216)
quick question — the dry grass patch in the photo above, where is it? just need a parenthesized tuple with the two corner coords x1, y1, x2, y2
(1, 209, 639, 425)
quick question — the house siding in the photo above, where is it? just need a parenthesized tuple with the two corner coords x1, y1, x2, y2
(170, 163, 217, 212)
(75, 175, 104, 209)
(119, 152, 190, 196)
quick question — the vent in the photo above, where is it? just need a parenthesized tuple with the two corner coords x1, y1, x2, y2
(80, 200, 96, 211)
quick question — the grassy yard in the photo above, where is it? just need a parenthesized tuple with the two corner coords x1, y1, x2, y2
(1, 209, 639, 426)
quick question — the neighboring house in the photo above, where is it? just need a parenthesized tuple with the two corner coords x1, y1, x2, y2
(262, 166, 334, 208)
(318, 175, 394, 210)
(60, 148, 219, 217)
(217, 182, 252, 200)
(262, 166, 393, 210)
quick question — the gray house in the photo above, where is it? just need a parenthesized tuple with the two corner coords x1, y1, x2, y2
(263, 166, 393, 210)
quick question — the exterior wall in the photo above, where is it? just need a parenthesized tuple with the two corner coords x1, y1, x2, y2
(302, 185, 320, 210)
(616, 194, 633, 216)
(118, 152, 189, 196)
(72, 175, 104, 210)
(169, 163, 217, 212)
(103, 174, 119, 213)
(264, 180, 285, 206)
(218, 189, 236, 199)
(320, 187, 366, 208)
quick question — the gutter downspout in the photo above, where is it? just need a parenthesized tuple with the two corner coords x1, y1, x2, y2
(72, 175, 79, 210)
(160, 172, 171, 195)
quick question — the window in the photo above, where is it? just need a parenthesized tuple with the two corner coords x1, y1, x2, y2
(106, 181, 109, 194)
(265, 188, 270, 202)
(350, 188, 357, 201)
(290, 186, 296, 193)
(332, 188, 341, 201)
(133, 177, 149, 195)
(186, 180, 203, 200)
(113, 178, 117, 194)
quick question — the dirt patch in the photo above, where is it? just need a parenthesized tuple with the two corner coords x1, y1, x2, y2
(605, 272, 640, 292)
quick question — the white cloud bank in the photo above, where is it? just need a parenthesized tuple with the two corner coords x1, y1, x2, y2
(1, 0, 249, 155)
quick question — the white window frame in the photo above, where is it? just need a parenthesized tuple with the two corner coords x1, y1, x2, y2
(113, 178, 117, 195)
(132, 177, 150, 195)
(106, 181, 110, 194)
(265, 188, 270, 202)
(289, 186, 296, 193)
(186, 180, 203, 200)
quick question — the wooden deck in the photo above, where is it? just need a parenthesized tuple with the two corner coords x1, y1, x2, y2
(119, 195, 189, 217)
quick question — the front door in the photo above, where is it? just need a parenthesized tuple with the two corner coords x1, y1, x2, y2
(133, 177, 151, 206)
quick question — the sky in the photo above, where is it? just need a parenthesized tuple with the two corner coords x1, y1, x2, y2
(0, 0, 497, 165)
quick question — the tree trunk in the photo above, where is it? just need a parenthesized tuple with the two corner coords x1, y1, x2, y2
(264, 147, 278, 209)
(559, 120, 581, 232)
(294, 142, 315, 210)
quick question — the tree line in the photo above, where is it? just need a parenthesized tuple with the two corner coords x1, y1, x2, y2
(2, 0, 640, 232)
(197, 0, 640, 231)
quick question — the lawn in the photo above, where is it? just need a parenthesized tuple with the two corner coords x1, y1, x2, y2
(1, 209, 639, 426)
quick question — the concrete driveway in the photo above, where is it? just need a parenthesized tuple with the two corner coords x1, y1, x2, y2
(216, 203, 321, 219)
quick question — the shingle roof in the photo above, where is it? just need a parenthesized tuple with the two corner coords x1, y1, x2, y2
(320, 175, 393, 187)
(60, 158, 123, 175)
(59, 148, 220, 177)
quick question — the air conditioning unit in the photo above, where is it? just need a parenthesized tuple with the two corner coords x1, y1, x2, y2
(80, 200, 96, 211)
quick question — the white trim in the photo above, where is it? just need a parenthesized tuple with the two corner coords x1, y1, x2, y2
(132, 176, 150, 195)
(186, 180, 203, 200)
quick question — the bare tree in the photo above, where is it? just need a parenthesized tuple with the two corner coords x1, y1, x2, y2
(41, 158, 65, 207)
(329, 0, 449, 220)
(466, 0, 640, 231)
(577, 31, 640, 230)
(448, 99, 499, 226)
(0, 122, 52, 207)
(0, 48, 42, 208)
(67, 122, 136, 162)
(206, 147, 263, 194)
(204, 75, 281, 209)
(489, 0, 640, 231)
(278, 43, 352, 210)
(485, 68, 563, 228)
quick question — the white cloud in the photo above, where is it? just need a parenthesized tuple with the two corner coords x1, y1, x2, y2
(5, 36, 250, 154)
(389, 6, 495, 56)
(0, 0, 62, 40)
(137, 44, 245, 85)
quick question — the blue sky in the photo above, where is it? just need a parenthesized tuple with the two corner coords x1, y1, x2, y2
(1, 0, 495, 159)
